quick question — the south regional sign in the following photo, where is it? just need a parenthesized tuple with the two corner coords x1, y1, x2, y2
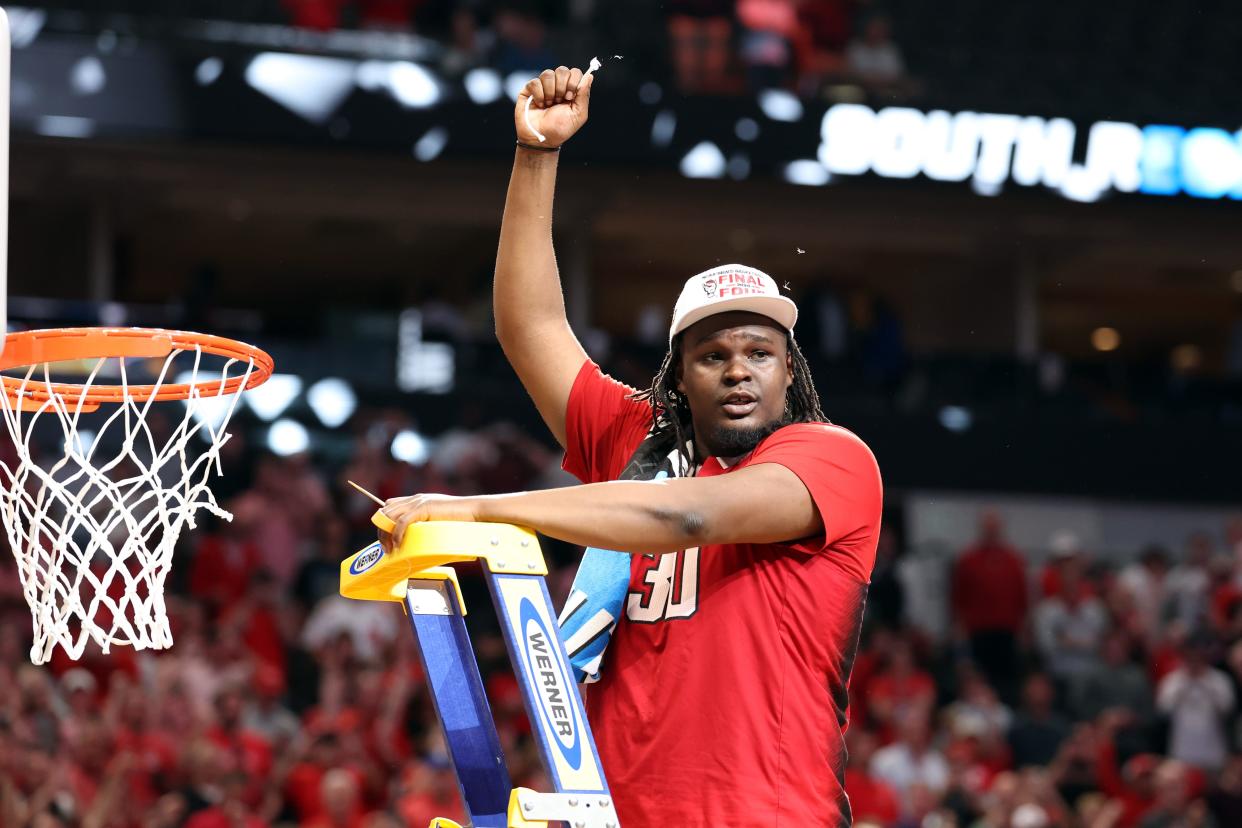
(817, 104, 1242, 203)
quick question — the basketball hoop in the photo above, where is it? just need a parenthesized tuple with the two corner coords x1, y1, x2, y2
(0, 327, 273, 664)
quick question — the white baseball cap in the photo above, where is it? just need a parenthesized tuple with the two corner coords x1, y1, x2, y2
(669, 264, 798, 344)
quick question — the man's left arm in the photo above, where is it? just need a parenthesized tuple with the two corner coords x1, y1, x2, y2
(381, 463, 822, 555)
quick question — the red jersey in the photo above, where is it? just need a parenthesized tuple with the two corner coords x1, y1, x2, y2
(951, 543, 1028, 634)
(563, 361, 883, 827)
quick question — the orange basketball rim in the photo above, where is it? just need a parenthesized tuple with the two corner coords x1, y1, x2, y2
(0, 327, 274, 412)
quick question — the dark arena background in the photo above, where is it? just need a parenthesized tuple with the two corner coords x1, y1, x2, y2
(2, 1, 1242, 827)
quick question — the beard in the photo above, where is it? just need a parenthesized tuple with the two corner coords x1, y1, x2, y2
(701, 415, 788, 459)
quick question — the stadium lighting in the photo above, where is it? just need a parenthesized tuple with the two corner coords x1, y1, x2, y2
(783, 160, 830, 186)
(391, 429, 431, 466)
(397, 310, 456, 393)
(267, 419, 310, 457)
(72, 429, 97, 457)
(1171, 344, 1202, 372)
(245, 52, 356, 125)
(70, 56, 105, 95)
(245, 374, 302, 422)
(680, 142, 726, 179)
(651, 110, 676, 147)
(504, 71, 530, 102)
(727, 154, 750, 180)
(354, 60, 389, 91)
(1091, 327, 1121, 352)
(938, 405, 973, 432)
(307, 378, 357, 428)
(7, 7, 46, 49)
(413, 127, 448, 161)
(386, 61, 440, 108)
(176, 371, 238, 439)
(758, 89, 803, 123)
(464, 68, 503, 105)
(35, 116, 94, 139)
(195, 57, 223, 86)
(735, 118, 760, 142)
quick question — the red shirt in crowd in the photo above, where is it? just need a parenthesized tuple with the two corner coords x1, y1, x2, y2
(189, 535, 262, 611)
(563, 361, 883, 827)
(867, 668, 936, 737)
(952, 541, 1028, 634)
(844, 768, 901, 825)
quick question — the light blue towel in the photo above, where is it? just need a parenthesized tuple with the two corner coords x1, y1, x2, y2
(557, 544, 632, 684)
(558, 465, 683, 683)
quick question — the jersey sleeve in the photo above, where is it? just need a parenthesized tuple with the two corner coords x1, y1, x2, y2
(561, 359, 653, 484)
(748, 423, 883, 582)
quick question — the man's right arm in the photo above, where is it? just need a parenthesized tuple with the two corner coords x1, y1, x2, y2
(494, 65, 594, 449)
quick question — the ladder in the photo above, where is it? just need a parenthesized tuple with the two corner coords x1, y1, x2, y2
(340, 514, 621, 828)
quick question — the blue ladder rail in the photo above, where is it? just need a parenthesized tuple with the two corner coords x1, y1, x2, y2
(340, 518, 621, 828)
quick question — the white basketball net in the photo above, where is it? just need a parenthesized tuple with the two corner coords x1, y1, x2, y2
(0, 345, 256, 664)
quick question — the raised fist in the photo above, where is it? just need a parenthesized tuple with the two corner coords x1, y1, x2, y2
(515, 65, 594, 149)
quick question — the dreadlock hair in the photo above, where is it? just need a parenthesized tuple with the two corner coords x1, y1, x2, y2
(629, 329, 828, 470)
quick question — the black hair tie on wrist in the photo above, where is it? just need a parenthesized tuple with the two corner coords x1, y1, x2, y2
(517, 140, 560, 152)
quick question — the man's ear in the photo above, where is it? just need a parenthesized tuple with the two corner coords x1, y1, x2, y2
(785, 352, 794, 390)
(675, 363, 685, 394)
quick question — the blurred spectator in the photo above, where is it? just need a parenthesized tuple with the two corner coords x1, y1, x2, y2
(866, 637, 935, 740)
(205, 683, 274, 804)
(844, 728, 901, 825)
(1008, 673, 1070, 768)
(184, 771, 267, 828)
(666, 0, 735, 94)
(1040, 530, 1095, 599)
(231, 454, 330, 590)
(944, 667, 1013, 746)
(306, 767, 370, 828)
(283, 0, 347, 30)
(845, 13, 905, 87)
(1074, 629, 1156, 726)
(1033, 555, 1109, 697)
(441, 6, 496, 76)
(241, 667, 302, 748)
(1167, 533, 1215, 631)
(870, 710, 950, 814)
(294, 515, 352, 611)
(737, 0, 799, 89)
(866, 524, 906, 630)
(1157, 631, 1235, 773)
(188, 505, 263, 615)
(951, 510, 1028, 703)
(492, 3, 557, 76)
(792, 0, 852, 94)
(357, 0, 419, 31)
(1117, 545, 1171, 644)
(1139, 760, 1217, 828)
(1207, 756, 1242, 825)
(302, 596, 400, 663)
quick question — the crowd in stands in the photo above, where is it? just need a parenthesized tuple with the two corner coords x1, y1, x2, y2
(849, 511, 1242, 827)
(276, 0, 909, 96)
(0, 396, 1239, 827)
(0, 411, 571, 828)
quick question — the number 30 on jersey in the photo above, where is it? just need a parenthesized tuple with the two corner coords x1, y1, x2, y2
(626, 548, 699, 623)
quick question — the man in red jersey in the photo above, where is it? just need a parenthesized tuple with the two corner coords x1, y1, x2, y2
(381, 64, 883, 827)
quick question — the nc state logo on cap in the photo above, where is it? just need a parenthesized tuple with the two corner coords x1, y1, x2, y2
(669, 263, 799, 345)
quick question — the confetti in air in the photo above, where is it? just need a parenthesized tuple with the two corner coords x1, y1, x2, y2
(796, 248, 806, 254)
(524, 56, 603, 143)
